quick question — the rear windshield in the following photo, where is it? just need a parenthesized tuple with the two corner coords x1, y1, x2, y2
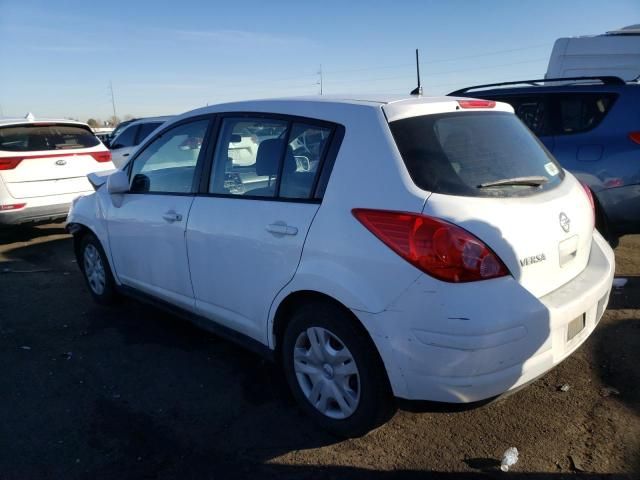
(389, 111, 564, 197)
(0, 124, 100, 152)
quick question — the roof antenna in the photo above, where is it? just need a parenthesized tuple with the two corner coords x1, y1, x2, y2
(410, 49, 422, 96)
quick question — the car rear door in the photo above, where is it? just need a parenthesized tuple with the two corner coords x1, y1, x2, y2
(546, 92, 618, 180)
(106, 118, 211, 310)
(186, 115, 338, 343)
(0, 123, 112, 198)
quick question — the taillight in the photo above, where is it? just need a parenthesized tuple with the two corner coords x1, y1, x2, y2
(91, 151, 112, 163)
(0, 203, 26, 211)
(352, 209, 509, 282)
(0, 157, 23, 170)
(580, 182, 595, 229)
(628, 132, 640, 145)
(457, 99, 496, 109)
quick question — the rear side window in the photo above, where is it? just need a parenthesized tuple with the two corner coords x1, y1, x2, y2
(0, 124, 99, 152)
(556, 93, 616, 134)
(389, 111, 564, 198)
(209, 117, 332, 200)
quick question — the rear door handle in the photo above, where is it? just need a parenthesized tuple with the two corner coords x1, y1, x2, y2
(266, 223, 298, 236)
(123, 153, 130, 157)
(162, 211, 183, 223)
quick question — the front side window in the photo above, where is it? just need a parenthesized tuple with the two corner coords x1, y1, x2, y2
(111, 125, 137, 149)
(209, 117, 331, 200)
(389, 111, 564, 198)
(136, 122, 163, 145)
(129, 120, 208, 194)
(0, 124, 100, 152)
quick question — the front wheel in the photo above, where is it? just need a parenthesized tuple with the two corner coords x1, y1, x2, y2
(80, 233, 117, 305)
(282, 302, 394, 437)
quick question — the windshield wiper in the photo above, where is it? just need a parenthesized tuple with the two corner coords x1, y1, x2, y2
(478, 176, 548, 188)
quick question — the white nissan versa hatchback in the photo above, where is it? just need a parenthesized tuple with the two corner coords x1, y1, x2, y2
(0, 116, 114, 225)
(66, 95, 615, 436)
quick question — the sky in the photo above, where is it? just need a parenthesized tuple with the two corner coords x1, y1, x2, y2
(0, 0, 638, 121)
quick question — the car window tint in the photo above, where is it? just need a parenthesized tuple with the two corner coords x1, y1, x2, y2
(209, 118, 289, 197)
(556, 93, 616, 134)
(129, 120, 208, 194)
(0, 124, 100, 152)
(136, 122, 163, 144)
(112, 125, 137, 148)
(280, 123, 331, 199)
(390, 111, 564, 198)
(490, 96, 549, 136)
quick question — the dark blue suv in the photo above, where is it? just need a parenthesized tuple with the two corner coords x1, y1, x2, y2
(450, 76, 639, 245)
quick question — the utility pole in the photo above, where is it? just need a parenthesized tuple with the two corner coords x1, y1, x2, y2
(317, 64, 323, 95)
(109, 81, 118, 123)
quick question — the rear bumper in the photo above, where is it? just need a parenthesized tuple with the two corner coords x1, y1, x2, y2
(356, 232, 615, 402)
(0, 202, 72, 225)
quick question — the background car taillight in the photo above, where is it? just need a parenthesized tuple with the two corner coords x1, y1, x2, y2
(91, 151, 112, 163)
(0, 151, 112, 169)
(0, 203, 26, 211)
(628, 131, 640, 145)
(352, 209, 509, 282)
(580, 182, 595, 229)
(0, 157, 23, 170)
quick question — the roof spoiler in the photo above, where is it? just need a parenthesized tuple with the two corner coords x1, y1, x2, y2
(448, 76, 626, 96)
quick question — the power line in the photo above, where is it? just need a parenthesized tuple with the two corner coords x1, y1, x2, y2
(323, 42, 552, 76)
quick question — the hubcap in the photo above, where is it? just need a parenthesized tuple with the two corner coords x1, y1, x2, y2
(83, 244, 106, 296)
(293, 327, 361, 419)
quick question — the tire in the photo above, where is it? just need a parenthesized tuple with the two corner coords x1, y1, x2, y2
(594, 199, 618, 248)
(281, 301, 394, 437)
(79, 233, 117, 305)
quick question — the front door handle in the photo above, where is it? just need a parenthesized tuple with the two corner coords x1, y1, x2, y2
(162, 211, 183, 223)
(266, 223, 298, 236)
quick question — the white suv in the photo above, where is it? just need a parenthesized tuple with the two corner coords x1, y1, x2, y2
(0, 116, 115, 225)
(67, 96, 615, 436)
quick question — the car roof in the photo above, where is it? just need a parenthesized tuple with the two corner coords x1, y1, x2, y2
(170, 95, 512, 125)
(126, 115, 174, 126)
(0, 117, 90, 128)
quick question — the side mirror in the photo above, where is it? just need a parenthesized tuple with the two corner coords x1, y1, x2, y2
(107, 169, 129, 194)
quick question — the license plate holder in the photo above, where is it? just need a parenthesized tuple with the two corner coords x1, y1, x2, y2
(567, 314, 586, 342)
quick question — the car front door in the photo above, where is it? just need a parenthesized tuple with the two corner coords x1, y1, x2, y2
(186, 116, 337, 343)
(107, 118, 211, 311)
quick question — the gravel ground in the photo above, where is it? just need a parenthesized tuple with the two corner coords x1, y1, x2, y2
(0, 224, 638, 479)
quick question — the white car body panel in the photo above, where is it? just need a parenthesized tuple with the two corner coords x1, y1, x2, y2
(110, 146, 135, 169)
(67, 95, 615, 404)
(106, 194, 196, 311)
(187, 197, 320, 343)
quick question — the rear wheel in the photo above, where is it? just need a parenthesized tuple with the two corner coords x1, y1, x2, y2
(282, 301, 394, 437)
(80, 233, 117, 305)
(594, 199, 618, 248)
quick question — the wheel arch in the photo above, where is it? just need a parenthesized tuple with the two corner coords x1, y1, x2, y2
(271, 290, 381, 366)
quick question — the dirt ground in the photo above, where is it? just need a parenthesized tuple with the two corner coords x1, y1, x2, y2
(0, 224, 638, 480)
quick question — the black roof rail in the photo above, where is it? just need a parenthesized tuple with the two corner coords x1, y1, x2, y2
(448, 76, 626, 96)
